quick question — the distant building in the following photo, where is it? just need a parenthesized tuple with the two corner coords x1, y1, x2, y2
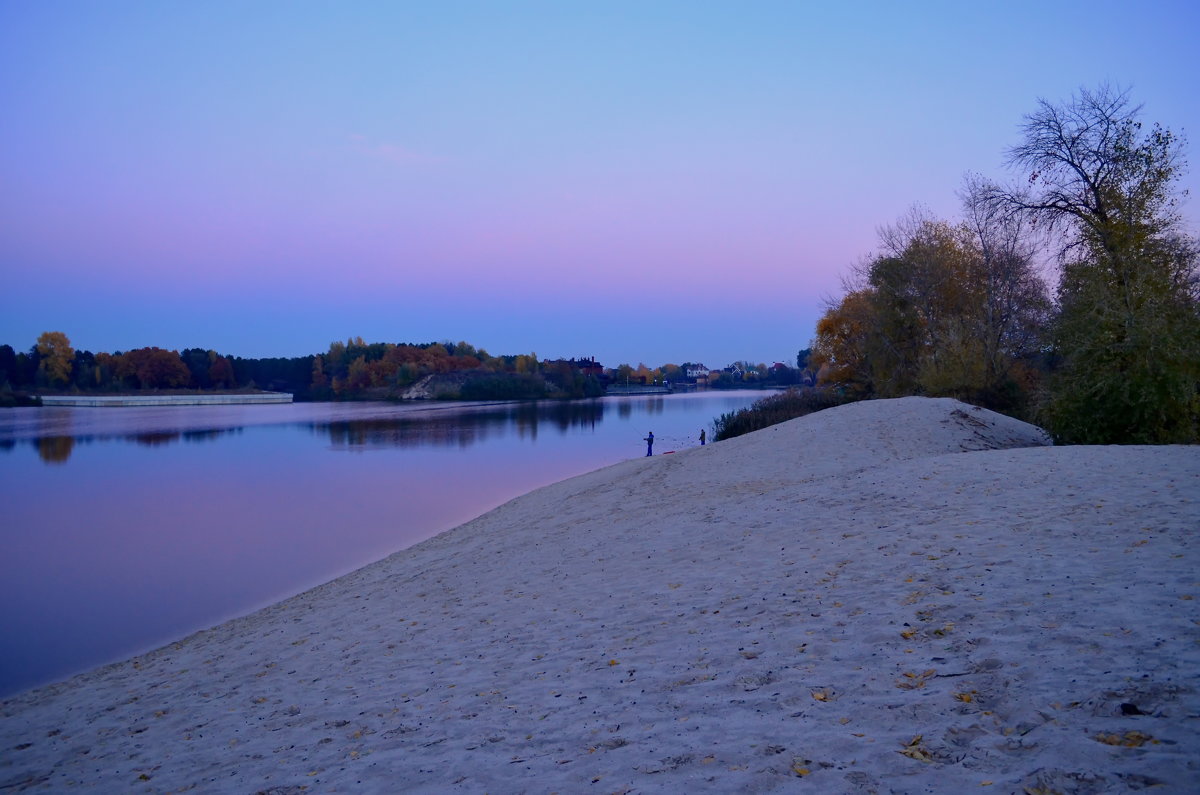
(541, 356, 605, 377)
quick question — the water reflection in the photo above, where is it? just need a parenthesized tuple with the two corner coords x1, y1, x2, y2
(10, 400, 620, 461)
(323, 401, 611, 450)
(183, 428, 242, 444)
(0, 392, 763, 697)
(37, 436, 74, 464)
(21, 427, 246, 462)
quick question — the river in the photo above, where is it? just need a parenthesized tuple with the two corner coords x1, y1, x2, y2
(0, 391, 762, 697)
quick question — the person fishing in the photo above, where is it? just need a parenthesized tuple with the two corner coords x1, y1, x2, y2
(699, 428, 706, 446)
(644, 431, 654, 456)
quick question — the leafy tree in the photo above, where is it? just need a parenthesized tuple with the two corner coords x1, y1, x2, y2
(814, 207, 1050, 411)
(311, 354, 328, 389)
(0, 344, 16, 387)
(208, 353, 236, 388)
(36, 331, 74, 387)
(991, 85, 1199, 442)
(811, 289, 877, 395)
(94, 352, 120, 389)
(115, 347, 191, 389)
(460, 372, 548, 400)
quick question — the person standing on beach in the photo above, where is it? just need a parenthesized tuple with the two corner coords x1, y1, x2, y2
(699, 429, 706, 446)
(644, 431, 654, 456)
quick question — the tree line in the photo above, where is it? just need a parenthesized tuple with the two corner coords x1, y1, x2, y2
(1, 333, 810, 404)
(0, 336, 561, 401)
(811, 85, 1199, 444)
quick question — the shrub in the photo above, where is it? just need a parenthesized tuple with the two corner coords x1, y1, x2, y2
(712, 388, 852, 441)
(459, 373, 549, 400)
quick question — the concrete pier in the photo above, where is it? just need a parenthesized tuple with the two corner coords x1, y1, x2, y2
(38, 393, 293, 407)
(606, 385, 672, 395)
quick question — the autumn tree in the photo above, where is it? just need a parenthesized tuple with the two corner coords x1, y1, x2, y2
(811, 289, 878, 395)
(835, 211, 993, 399)
(208, 352, 236, 388)
(36, 331, 74, 387)
(990, 85, 1199, 442)
(115, 347, 191, 389)
(311, 354, 328, 389)
(813, 206, 1050, 409)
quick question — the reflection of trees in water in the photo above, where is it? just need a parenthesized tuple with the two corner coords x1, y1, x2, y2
(640, 398, 666, 415)
(183, 428, 242, 443)
(25, 427, 244, 464)
(132, 428, 241, 448)
(544, 400, 604, 431)
(36, 436, 75, 464)
(325, 417, 487, 449)
(15, 401, 614, 461)
(134, 432, 181, 447)
(322, 401, 608, 450)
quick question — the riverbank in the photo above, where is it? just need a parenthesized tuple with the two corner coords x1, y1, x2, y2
(1, 397, 1196, 792)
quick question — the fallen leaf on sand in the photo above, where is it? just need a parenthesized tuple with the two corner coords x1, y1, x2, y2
(897, 670, 937, 689)
(1094, 730, 1156, 747)
(897, 735, 932, 762)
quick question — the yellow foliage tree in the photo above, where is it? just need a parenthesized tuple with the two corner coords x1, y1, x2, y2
(36, 331, 74, 387)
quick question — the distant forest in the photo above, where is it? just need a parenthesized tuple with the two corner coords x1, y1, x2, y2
(1, 333, 812, 405)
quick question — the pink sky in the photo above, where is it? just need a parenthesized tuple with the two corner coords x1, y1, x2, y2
(2, 1, 1197, 367)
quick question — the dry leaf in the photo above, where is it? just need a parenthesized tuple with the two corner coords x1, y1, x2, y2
(897, 735, 932, 762)
(1094, 730, 1155, 747)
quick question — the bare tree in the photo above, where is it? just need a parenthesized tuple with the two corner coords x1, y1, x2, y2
(959, 174, 1051, 387)
(989, 84, 1198, 443)
(989, 83, 1186, 263)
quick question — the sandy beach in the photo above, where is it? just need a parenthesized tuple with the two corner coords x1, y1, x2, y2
(2, 396, 1197, 793)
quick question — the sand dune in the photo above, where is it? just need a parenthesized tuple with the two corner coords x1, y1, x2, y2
(2, 396, 1196, 793)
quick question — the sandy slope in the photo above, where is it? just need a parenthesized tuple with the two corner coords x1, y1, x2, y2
(1, 397, 1196, 793)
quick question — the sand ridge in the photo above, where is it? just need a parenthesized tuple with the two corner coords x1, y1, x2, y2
(1, 397, 1197, 793)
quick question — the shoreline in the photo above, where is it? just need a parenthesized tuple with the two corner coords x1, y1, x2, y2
(2, 397, 1196, 792)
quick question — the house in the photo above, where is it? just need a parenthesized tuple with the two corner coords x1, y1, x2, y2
(541, 356, 605, 378)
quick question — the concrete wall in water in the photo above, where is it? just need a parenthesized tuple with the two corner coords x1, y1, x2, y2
(39, 393, 293, 407)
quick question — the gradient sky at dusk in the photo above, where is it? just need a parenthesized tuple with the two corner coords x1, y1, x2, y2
(2, 1, 1198, 368)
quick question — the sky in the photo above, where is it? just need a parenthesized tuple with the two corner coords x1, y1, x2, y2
(2, 1, 1198, 369)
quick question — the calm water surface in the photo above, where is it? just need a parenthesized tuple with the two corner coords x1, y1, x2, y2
(0, 392, 761, 697)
